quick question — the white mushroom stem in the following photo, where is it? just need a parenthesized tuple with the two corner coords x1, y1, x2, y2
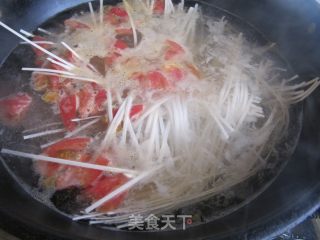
(26, 72, 100, 84)
(23, 128, 65, 140)
(88, 2, 97, 26)
(37, 27, 53, 35)
(64, 118, 100, 138)
(20, 29, 35, 37)
(100, 0, 104, 26)
(61, 41, 83, 60)
(22, 67, 75, 76)
(20, 41, 55, 45)
(47, 57, 73, 71)
(1, 149, 138, 175)
(71, 116, 103, 122)
(123, 0, 138, 47)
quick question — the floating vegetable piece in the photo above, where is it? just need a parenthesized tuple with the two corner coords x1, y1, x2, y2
(132, 71, 169, 89)
(112, 104, 144, 119)
(104, 52, 121, 66)
(105, 7, 128, 25)
(35, 138, 92, 182)
(89, 56, 106, 76)
(43, 138, 91, 155)
(0, 92, 32, 126)
(85, 174, 128, 212)
(64, 19, 90, 30)
(115, 28, 142, 48)
(47, 76, 61, 91)
(164, 64, 184, 81)
(153, 0, 165, 15)
(55, 154, 109, 190)
(114, 39, 129, 49)
(59, 94, 77, 130)
(164, 40, 185, 60)
(41, 90, 59, 104)
(146, 71, 170, 89)
(94, 89, 107, 113)
(31, 35, 52, 57)
(78, 84, 96, 118)
(184, 61, 202, 79)
(32, 74, 48, 91)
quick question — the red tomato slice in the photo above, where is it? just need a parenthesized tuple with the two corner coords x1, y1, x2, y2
(35, 58, 45, 67)
(55, 155, 109, 190)
(112, 104, 144, 119)
(129, 105, 144, 118)
(184, 62, 202, 79)
(114, 39, 128, 50)
(32, 74, 49, 92)
(78, 84, 96, 118)
(43, 138, 92, 156)
(115, 28, 133, 35)
(164, 65, 184, 81)
(131, 72, 146, 81)
(32, 36, 52, 57)
(64, 19, 90, 30)
(146, 71, 169, 89)
(59, 94, 77, 131)
(110, 7, 128, 17)
(44, 75, 61, 91)
(0, 92, 32, 125)
(105, 7, 128, 25)
(153, 0, 165, 14)
(37, 137, 91, 179)
(164, 40, 185, 60)
(105, 52, 121, 66)
(85, 174, 128, 212)
(35, 138, 92, 180)
(94, 89, 107, 112)
(50, 62, 65, 71)
(132, 71, 169, 89)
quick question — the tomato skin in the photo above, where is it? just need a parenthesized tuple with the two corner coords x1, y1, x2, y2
(184, 62, 202, 79)
(0, 92, 32, 126)
(129, 104, 144, 118)
(110, 7, 128, 17)
(94, 89, 107, 112)
(153, 0, 165, 14)
(164, 65, 184, 81)
(85, 174, 128, 212)
(59, 94, 77, 131)
(105, 52, 121, 66)
(146, 71, 169, 89)
(164, 40, 185, 60)
(64, 19, 90, 30)
(34, 138, 111, 190)
(115, 28, 133, 35)
(43, 138, 92, 156)
(132, 71, 169, 89)
(55, 155, 109, 190)
(47, 76, 61, 91)
(35, 138, 92, 183)
(31, 35, 52, 57)
(32, 74, 48, 92)
(112, 104, 144, 119)
(41, 90, 59, 104)
(78, 84, 96, 118)
(105, 7, 128, 25)
(114, 39, 128, 49)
